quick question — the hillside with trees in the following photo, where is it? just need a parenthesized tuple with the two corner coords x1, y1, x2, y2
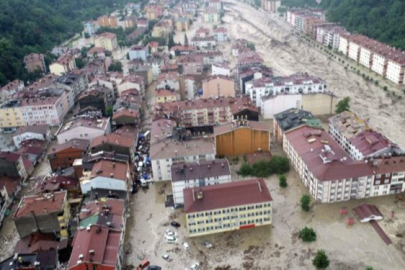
(282, 0, 405, 50)
(0, 0, 131, 86)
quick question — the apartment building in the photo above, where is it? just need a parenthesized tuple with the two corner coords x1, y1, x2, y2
(13, 125, 50, 149)
(316, 25, 346, 49)
(177, 55, 204, 75)
(262, 92, 338, 119)
(244, 73, 327, 108)
(171, 159, 231, 204)
(84, 20, 100, 36)
(184, 179, 273, 237)
(152, 21, 172, 38)
(157, 72, 180, 92)
(191, 36, 217, 50)
(214, 120, 270, 156)
(213, 27, 228, 42)
(128, 45, 150, 61)
(94, 32, 118, 52)
(24, 53, 46, 73)
(212, 62, 231, 76)
(202, 75, 235, 98)
(150, 119, 216, 181)
(0, 100, 25, 132)
(261, 0, 280, 12)
(56, 117, 111, 144)
(48, 139, 89, 171)
(203, 7, 220, 23)
(49, 53, 77, 76)
(154, 96, 259, 128)
(176, 17, 190, 32)
(97, 15, 118, 28)
(284, 125, 405, 203)
(328, 111, 404, 160)
(0, 80, 24, 101)
(14, 191, 70, 238)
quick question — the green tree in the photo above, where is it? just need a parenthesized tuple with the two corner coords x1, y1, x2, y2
(365, 267, 373, 270)
(247, 42, 256, 51)
(335, 97, 350, 113)
(298, 227, 317, 242)
(84, 32, 90, 39)
(184, 34, 189, 46)
(300, 195, 311, 211)
(75, 58, 86, 69)
(108, 61, 123, 72)
(168, 33, 175, 49)
(279, 174, 288, 188)
(312, 250, 329, 269)
(238, 163, 252, 176)
(105, 106, 113, 116)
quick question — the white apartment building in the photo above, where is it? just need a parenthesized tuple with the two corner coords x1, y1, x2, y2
(386, 60, 405, 85)
(348, 41, 360, 62)
(171, 159, 231, 204)
(212, 62, 231, 76)
(338, 35, 349, 56)
(245, 73, 326, 108)
(150, 119, 216, 181)
(359, 46, 372, 69)
(56, 117, 111, 144)
(371, 52, 387, 77)
(20, 96, 67, 127)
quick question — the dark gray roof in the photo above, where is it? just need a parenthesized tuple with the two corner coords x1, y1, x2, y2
(274, 108, 319, 132)
(171, 159, 230, 182)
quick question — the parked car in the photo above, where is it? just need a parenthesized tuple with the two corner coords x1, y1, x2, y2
(185, 262, 199, 270)
(136, 259, 150, 270)
(170, 221, 181, 228)
(162, 253, 172, 262)
(166, 236, 177, 243)
(183, 242, 189, 250)
(203, 241, 212, 248)
(147, 266, 161, 270)
(165, 230, 176, 237)
(172, 203, 184, 209)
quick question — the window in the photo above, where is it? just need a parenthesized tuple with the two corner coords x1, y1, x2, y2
(375, 180, 381, 185)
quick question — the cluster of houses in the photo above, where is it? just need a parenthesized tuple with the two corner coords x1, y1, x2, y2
(287, 8, 405, 85)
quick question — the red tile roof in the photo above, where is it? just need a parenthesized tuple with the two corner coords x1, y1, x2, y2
(68, 225, 121, 269)
(0, 151, 21, 162)
(112, 109, 139, 120)
(79, 198, 125, 229)
(0, 176, 20, 196)
(97, 32, 116, 39)
(348, 130, 390, 157)
(353, 203, 383, 222)
(14, 191, 67, 218)
(14, 233, 67, 253)
(90, 126, 136, 149)
(184, 179, 272, 213)
(47, 139, 89, 155)
(285, 126, 373, 181)
(90, 160, 128, 181)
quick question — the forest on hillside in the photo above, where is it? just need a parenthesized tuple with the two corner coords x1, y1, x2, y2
(282, 0, 405, 50)
(0, 0, 132, 86)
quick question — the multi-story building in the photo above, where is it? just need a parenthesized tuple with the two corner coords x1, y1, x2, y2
(202, 75, 235, 98)
(154, 96, 259, 128)
(94, 32, 118, 52)
(213, 27, 228, 42)
(49, 53, 77, 76)
(129, 45, 150, 61)
(152, 21, 172, 38)
(171, 159, 231, 204)
(178, 55, 204, 75)
(212, 62, 231, 76)
(244, 73, 327, 108)
(24, 53, 46, 73)
(316, 25, 346, 49)
(261, 0, 280, 12)
(48, 139, 89, 171)
(0, 100, 25, 132)
(150, 119, 216, 181)
(191, 36, 217, 50)
(283, 125, 405, 203)
(97, 15, 118, 28)
(157, 72, 180, 92)
(13, 125, 50, 149)
(328, 111, 404, 160)
(214, 120, 270, 156)
(83, 20, 100, 36)
(184, 178, 273, 237)
(0, 80, 24, 101)
(13, 191, 70, 238)
(203, 7, 220, 23)
(176, 17, 190, 32)
(262, 92, 338, 119)
(56, 117, 111, 144)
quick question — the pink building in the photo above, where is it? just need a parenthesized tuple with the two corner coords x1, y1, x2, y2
(202, 75, 235, 98)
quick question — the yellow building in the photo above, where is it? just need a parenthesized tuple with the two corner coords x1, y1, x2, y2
(184, 179, 273, 237)
(176, 18, 190, 32)
(214, 121, 270, 156)
(49, 53, 77, 76)
(152, 22, 172, 38)
(94, 32, 118, 52)
(0, 101, 25, 131)
(154, 89, 177, 104)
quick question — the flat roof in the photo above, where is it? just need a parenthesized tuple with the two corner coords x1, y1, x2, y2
(184, 179, 272, 213)
(171, 159, 230, 182)
(14, 191, 67, 218)
(214, 121, 270, 136)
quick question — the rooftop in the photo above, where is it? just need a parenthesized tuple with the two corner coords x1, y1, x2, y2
(214, 121, 270, 136)
(171, 159, 230, 182)
(14, 125, 49, 137)
(68, 225, 121, 269)
(184, 179, 272, 213)
(90, 160, 128, 181)
(96, 32, 116, 39)
(57, 117, 110, 135)
(90, 126, 137, 149)
(329, 111, 368, 139)
(14, 191, 67, 218)
(285, 126, 373, 181)
(78, 198, 125, 230)
(48, 139, 89, 155)
(150, 118, 216, 160)
(275, 108, 321, 132)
